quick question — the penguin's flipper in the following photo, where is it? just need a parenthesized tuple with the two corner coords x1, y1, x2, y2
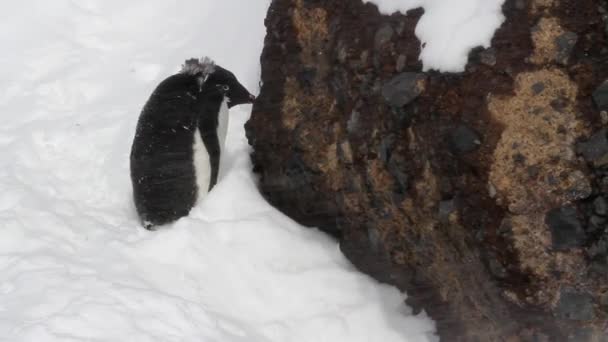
(200, 129, 220, 191)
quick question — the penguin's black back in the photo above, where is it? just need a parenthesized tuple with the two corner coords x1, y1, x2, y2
(130, 57, 255, 229)
(130, 74, 203, 228)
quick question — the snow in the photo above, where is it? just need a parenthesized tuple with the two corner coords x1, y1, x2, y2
(364, 0, 506, 72)
(0, 1, 437, 341)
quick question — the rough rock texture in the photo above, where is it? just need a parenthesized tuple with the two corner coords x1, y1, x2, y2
(246, 0, 608, 340)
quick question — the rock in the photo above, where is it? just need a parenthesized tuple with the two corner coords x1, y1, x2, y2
(566, 170, 592, 201)
(545, 206, 585, 250)
(601, 110, 608, 125)
(555, 31, 578, 65)
(588, 238, 608, 258)
(248, 0, 608, 339)
(375, 24, 394, 50)
(587, 215, 606, 233)
(381, 73, 426, 108)
(569, 328, 594, 342)
(577, 129, 608, 165)
(531, 82, 545, 94)
(513, 153, 526, 165)
(347, 111, 360, 134)
(479, 48, 497, 66)
(589, 255, 608, 276)
(439, 199, 456, 223)
(594, 197, 608, 216)
(379, 135, 395, 163)
(367, 225, 382, 253)
(527, 165, 541, 179)
(395, 54, 406, 72)
(487, 254, 508, 279)
(550, 97, 568, 112)
(557, 288, 596, 321)
(447, 124, 481, 154)
(600, 176, 608, 193)
(593, 80, 608, 110)
(296, 67, 317, 90)
(387, 154, 409, 193)
(488, 183, 497, 198)
(601, 290, 608, 308)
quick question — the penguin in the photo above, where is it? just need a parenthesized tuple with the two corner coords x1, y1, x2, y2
(130, 57, 255, 229)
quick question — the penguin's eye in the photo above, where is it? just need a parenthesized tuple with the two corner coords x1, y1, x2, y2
(222, 85, 230, 91)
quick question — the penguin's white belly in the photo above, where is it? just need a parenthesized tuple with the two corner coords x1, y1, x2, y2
(217, 98, 229, 175)
(217, 98, 229, 151)
(192, 98, 229, 200)
(193, 128, 211, 197)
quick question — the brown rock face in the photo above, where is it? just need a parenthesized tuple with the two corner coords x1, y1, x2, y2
(246, 0, 608, 340)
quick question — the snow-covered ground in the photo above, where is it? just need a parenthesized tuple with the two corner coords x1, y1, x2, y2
(365, 0, 505, 72)
(0, 1, 437, 341)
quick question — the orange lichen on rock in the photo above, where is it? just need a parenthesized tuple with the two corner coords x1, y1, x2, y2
(489, 69, 589, 214)
(530, 18, 566, 65)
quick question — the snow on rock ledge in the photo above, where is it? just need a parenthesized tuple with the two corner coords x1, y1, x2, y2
(363, 0, 506, 72)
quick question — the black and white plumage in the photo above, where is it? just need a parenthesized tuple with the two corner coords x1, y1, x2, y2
(130, 57, 255, 229)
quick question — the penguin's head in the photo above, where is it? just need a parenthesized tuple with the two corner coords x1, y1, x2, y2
(204, 66, 256, 108)
(181, 57, 255, 108)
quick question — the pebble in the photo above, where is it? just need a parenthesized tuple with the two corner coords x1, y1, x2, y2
(545, 206, 585, 250)
(593, 80, 608, 110)
(557, 288, 595, 321)
(381, 73, 426, 108)
(447, 124, 481, 154)
(555, 31, 578, 65)
(576, 129, 608, 165)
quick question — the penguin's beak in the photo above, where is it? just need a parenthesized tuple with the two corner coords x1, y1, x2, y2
(248, 94, 256, 103)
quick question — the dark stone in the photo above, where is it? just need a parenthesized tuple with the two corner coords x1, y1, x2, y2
(296, 67, 317, 90)
(600, 176, 608, 193)
(447, 124, 481, 154)
(566, 172, 592, 201)
(396, 54, 406, 72)
(576, 129, 608, 165)
(347, 111, 360, 135)
(379, 135, 396, 163)
(588, 238, 608, 258)
(531, 82, 545, 94)
(593, 80, 608, 110)
(367, 225, 382, 253)
(594, 197, 608, 216)
(513, 153, 527, 165)
(515, 0, 526, 10)
(439, 199, 456, 223)
(387, 154, 409, 193)
(487, 254, 508, 279)
(375, 23, 394, 50)
(530, 107, 543, 116)
(479, 48, 497, 66)
(601, 290, 608, 308)
(545, 206, 585, 250)
(498, 217, 513, 237)
(557, 288, 595, 321)
(590, 255, 608, 276)
(587, 215, 606, 233)
(569, 328, 594, 342)
(555, 31, 578, 65)
(550, 97, 568, 112)
(527, 165, 541, 179)
(381, 72, 426, 107)
(439, 177, 453, 195)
